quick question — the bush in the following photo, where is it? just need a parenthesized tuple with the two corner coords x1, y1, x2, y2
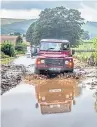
(15, 43, 27, 54)
(92, 37, 97, 64)
(16, 35, 23, 44)
(1, 42, 15, 57)
(15, 50, 25, 55)
(0, 52, 10, 58)
(15, 45, 24, 51)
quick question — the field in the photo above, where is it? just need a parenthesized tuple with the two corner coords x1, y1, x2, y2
(1, 18, 25, 25)
(74, 41, 95, 61)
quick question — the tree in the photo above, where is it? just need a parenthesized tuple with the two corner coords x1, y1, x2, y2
(14, 32, 21, 36)
(16, 35, 23, 44)
(15, 43, 27, 54)
(26, 6, 84, 45)
(81, 31, 90, 40)
(26, 22, 39, 45)
(1, 42, 15, 57)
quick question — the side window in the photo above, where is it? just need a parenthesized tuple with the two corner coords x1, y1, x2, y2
(31, 48, 34, 53)
(34, 47, 37, 53)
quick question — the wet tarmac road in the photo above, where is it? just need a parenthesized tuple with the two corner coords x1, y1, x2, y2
(1, 56, 97, 127)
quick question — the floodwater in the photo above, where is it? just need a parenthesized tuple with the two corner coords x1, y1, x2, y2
(13, 56, 36, 67)
(1, 56, 97, 127)
(13, 56, 36, 73)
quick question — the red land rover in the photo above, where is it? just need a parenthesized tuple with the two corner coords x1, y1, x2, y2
(35, 39, 74, 74)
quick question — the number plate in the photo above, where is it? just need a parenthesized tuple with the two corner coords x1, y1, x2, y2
(49, 68, 61, 71)
(50, 104, 60, 108)
(49, 89, 61, 92)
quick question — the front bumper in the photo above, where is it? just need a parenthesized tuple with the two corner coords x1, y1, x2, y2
(36, 65, 73, 73)
(36, 58, 74, 73)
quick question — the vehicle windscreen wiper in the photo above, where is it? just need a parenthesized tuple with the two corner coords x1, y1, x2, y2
(47, 48, 61, 51)
(47, 48, 55, 50)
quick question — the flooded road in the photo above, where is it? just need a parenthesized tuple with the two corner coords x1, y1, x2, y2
(13, 56, 36, 67)
(1, 56, 97, 127)
(13, 56, 36, 74)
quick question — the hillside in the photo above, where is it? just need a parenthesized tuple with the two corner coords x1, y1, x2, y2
(82, 22, 97, 38)
(1, 18, 25, 25)
(1, 18, 37, 35)
(1, 18, 97, 38)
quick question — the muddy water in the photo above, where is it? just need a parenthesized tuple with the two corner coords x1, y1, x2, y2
(25, 67, 97, 113)
(2, 58, 97, 127)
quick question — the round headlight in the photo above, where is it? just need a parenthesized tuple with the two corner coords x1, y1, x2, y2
(57, 104, 61, 108)
(65, 60, 69, 64)
(41, 59, 45, 63)
(42, 96, 45, 101)
(66, 94, 69, 98)
(50, 105, 53, 108)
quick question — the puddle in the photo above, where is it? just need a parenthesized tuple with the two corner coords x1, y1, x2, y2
(2, 76, 97, 127)
(1, 57, 97, 127)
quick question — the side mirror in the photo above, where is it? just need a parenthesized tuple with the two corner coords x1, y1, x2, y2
(31, 47, 39, 56)
(36, 52, 39, 56)
(72, 49, 75, 55)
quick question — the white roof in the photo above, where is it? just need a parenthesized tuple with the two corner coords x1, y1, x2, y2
(40, 39, 69, 43)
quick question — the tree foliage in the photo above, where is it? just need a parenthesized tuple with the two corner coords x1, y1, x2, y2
(14, 32, 21, 36)
(15, 43, 27, 54)
(81, 31, 90, 40)
(26, 6, 84, 45)
(16, 35, 23, 44)
(1, 42, 15, 57)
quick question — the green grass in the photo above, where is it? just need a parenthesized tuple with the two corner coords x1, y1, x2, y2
(73, 41, 95, 61)
(1, 57, 15, 65)
(74, 41, 94, 50)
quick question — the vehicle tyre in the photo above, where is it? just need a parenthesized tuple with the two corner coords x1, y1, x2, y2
(40, 70, 45, 75)
(68, 69, 74, 73)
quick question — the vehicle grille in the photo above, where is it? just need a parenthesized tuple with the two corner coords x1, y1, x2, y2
(45, 58, 64, 66)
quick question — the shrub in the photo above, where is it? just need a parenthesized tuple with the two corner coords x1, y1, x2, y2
(0, 52, 10, 58)
(15, 50, 25, 55)
(16, 35, 23, 44)
(93, 37, 97, 64)
(15, 43, 27, 54)
(1, 42, 15, 57)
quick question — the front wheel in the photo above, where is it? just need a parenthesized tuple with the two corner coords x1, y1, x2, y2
(64, 69, 73, 73)
(69, 69, 74, 73)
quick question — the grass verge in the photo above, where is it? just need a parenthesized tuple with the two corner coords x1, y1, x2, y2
(1, 57, 15, 65)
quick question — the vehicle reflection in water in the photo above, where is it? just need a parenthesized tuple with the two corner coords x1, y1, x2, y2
(35, 79, 81, 115)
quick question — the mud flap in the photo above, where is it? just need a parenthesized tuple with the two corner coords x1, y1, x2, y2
(35, 103, 39, 108)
